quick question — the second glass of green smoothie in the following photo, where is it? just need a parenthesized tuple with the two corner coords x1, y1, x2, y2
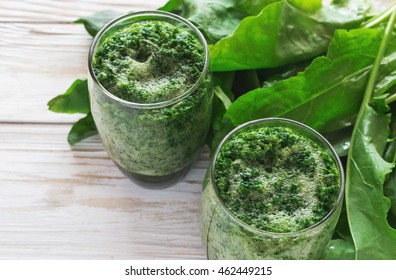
(201, 118, 345, 259)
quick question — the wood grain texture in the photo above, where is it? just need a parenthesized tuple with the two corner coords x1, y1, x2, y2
(0, 0, 393, 260)
(0, 0, 208, 259)
(0, 23, 91, 123)
(0, 124, 208, 259)
(0, 0, 167, 22)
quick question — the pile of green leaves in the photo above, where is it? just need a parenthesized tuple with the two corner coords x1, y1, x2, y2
(48, 0, 396, 259)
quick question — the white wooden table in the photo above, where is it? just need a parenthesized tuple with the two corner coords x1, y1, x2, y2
(0, 0, 391, 260)
(0, 0, 208, 259)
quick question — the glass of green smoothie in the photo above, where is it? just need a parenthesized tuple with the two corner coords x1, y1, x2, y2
(88, 11, 213, 186)
(201, 118, 345, 259)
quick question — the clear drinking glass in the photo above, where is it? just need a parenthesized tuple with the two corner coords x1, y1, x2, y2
(201, 118, 345, 259)
(88, 11, 213, 186)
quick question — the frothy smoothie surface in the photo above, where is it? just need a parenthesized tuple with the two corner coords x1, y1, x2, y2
(214, 126, 340, 233)
(93, 20, 205, 103)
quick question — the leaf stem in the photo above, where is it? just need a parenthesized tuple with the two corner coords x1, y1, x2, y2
(361, 7, 396, 106)
(214, 86, 232, 110)
(346, 5, 396, 259)
(386, 93, 396, 104)
(364, 1, 396, 28)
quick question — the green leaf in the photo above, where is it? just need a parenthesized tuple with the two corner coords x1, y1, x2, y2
(161, 0, 279, 44)
(384, 169, 396, 228)
(384, 106, 396, 227)
(289, 0, 321, 12)
(75, 10, 121, 37)
(213, 71, 235, 91)
(323, 200, 355, 259)
(48, 79, 98, 145)
(207, 75, 235, 147)
(322, 238, 355, 260)
(214, 86, 232, 110)
(158, 0, 182, 12)
(210, 0, 371, 71)
(259, 59, 312, 88)
(168, 0, 249, 43)
(234, 0, 281, 15)
(68, 113, 97, 145)
(384, 106, 396, 162)
(346, 101, 396, 259)
(212, 28, 396, 149)
(384, 137, 396, 163)
(374, 67, 396, 97)
(332, 200, 352, 240)
(48, 79, 90, 114)
(345, 9, 396, 259)
(323, 126, 353, 157)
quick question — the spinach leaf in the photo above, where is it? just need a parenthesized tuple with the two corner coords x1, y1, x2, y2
(159, 0, 280, 43)
(384, 103, 396, 162)
(323, 199, 355, 259)
(323, 95, 396, 158)
(323, 238, 355, 260)
(259, 59, 312, 88)
(159, 0, 249, 43)
(48, 79, 90, 114)
(384, 105, 396, 227)
(212, 28, 396, 150)
(332, 200, 351, 240)
(385, 169, 396, 228)
(68, 113, 97, 145)
(159, 0, 182, 12)
(213, 86, 232, 111)
(207, 75, 235, 147)
(236, 0, 281, 15)
(323, 126, 353, 157)
(47, 79, 98, 144)
(325, 100, 396, 260)
(345, 9, 396, 259)
(210, 0, 371, 71)
(75, 10, 122, 37)
(77, 0, 284, 42)
(346, 99, 396, 259)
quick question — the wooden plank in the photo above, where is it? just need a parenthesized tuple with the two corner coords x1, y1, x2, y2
(0, 123, 208, 259)
(0, 23, 92, 123)
(0, 0, 167, 22)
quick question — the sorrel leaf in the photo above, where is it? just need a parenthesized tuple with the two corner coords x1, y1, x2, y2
(345, 9, 396, 259)
(75, 10, 121, 37)
(346, 100, 396, 259)
(68, 113, 97, 145)
(159, 0, 280, 43)
(210, 0, 371, 71)
(48, 79, 90, 114)
(212, 28, 396, 149)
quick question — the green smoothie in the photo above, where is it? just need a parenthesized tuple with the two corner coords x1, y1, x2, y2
(89, 13, 213, 182)
(93, 21, 205, 103)
(201, 119, 343, 259)
(215, 126, 340, 233)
